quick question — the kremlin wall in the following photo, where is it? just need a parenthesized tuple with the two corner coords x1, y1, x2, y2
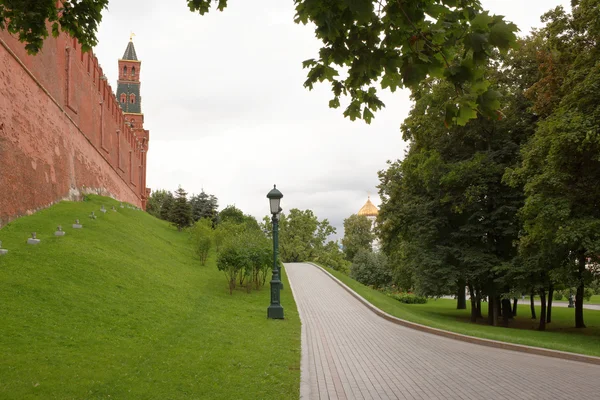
(0, 30, 150, 228)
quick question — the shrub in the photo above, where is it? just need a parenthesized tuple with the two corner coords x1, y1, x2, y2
(553, 291, 564, 301)
(216, 243, 249, 294)
(350, 250, 393, 289)
(388, 292, 428, 304)
(216, 222, 272, 293)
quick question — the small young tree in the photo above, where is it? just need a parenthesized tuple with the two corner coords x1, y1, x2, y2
(191, 218, 213, 265)
(171, 186, 192, 231)
(217, 242, 248, 295)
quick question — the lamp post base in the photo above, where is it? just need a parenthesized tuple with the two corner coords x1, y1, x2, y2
(267, 304, 284, 319)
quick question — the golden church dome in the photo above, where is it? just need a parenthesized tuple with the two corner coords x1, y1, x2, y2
(358, 197, 379, 217)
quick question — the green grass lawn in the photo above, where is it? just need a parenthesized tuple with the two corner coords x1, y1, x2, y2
(318, 265, 600, 357)
(0, 196, 300, 399)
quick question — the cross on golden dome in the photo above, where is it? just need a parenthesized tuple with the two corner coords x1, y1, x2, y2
(358, 196, 378, 217)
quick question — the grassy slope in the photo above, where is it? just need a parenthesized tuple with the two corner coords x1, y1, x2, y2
(0, 196, 300, 399)
(318, 265, 600, 357)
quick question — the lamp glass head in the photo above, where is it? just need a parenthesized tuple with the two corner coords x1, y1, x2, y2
(266, 185, 283, 215)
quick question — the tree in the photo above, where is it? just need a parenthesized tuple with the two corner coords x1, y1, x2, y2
(217, 239, 248, 294)
(275, 209, 336, 263)
(146, 189, 171, 219)
(0, 0, 108, 54)
(3, 1, 518, 124)
(171, 186, 192, 231)
(191, 218, 213, 265)
(510, 2, 600, 329)
(316, 241, 350, 273)
(217, 205, 245, 225)
(350, 250, 392, 289)
(160, 192, 175, 222)
(377, 57, 532, 323)
(341, 214, 374, 261)
(189, 190, 219, 223)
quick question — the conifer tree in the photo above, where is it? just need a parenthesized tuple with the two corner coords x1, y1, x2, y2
(190, 190, 219, 223)
(159, 191, 175, 222)
(171, 186, 192, 231)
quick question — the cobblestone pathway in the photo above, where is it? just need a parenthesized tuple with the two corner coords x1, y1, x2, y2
(285, 262, 600, 400)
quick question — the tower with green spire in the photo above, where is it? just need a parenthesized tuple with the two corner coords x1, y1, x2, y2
(116, 38, 142, 116)
(115, 36, 150, 209)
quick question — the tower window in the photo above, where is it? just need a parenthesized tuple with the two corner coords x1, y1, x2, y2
(131, 67, 136, 77)
(130, 94, 136, 104)
(120, 94, 126, 103)
(123, 66, 128, 76)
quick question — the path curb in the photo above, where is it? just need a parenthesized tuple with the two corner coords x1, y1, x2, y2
(306, 262, 600, 366)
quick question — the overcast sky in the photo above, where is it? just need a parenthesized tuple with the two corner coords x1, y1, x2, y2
(94, 0, 570, 240)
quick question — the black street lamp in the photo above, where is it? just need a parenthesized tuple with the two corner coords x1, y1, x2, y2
(267, 185, 284, 319)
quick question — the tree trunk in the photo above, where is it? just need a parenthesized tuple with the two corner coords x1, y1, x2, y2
(476, 289, 483, 318)
(502, 298, 512, 327)
(492, 296, 499, 326)
(538, 289, 547, 331)
(457, 279, 467, 309)
(547, 284, 554, 323)
(530, 289, 536, 319)
(488, 296, 494, 326)
(512, 298, 518, 317)
(468, 283, 477, 322)
(576, 252, 586, 328)
(496, 295, 502, 318)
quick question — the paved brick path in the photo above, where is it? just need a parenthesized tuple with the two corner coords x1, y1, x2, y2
(285, 262, 600, 400)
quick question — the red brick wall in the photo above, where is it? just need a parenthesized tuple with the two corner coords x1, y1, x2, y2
(0, 31, 149, 227)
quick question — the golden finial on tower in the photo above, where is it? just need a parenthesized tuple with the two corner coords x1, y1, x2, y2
(130, 32, 136, 41)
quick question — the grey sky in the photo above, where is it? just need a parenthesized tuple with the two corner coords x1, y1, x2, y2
(94, 0, 570, 239)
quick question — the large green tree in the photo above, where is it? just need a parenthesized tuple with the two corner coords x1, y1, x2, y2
(378, 59, 532, 324)
(510, 1, 600, 329)
(341, 214, 374, 261)
(2, 0, 517, 125)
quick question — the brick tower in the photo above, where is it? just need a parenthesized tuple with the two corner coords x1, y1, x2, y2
(116, 37, 150, 208)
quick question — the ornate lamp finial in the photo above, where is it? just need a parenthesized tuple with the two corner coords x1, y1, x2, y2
(130, 32, 136, 42)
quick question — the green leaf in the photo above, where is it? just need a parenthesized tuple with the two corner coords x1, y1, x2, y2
(425, 4, 449, 19)
(329, 97, 340, 109)
(470, 79, 490, 95)
(444, 103, 458, 127)
(478, 89, 502, 117)
(489, 20, 518, 51)
(302, 59, 316, 69)
(466, 32, 489, 53)
(470, 11, 492, 32)
(457, 104, 478, 126)
(363, 107, 374, 124)
(401, 62, 429, 88)
(343, 0, 373, 24)
(445, 64, 473, 85)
